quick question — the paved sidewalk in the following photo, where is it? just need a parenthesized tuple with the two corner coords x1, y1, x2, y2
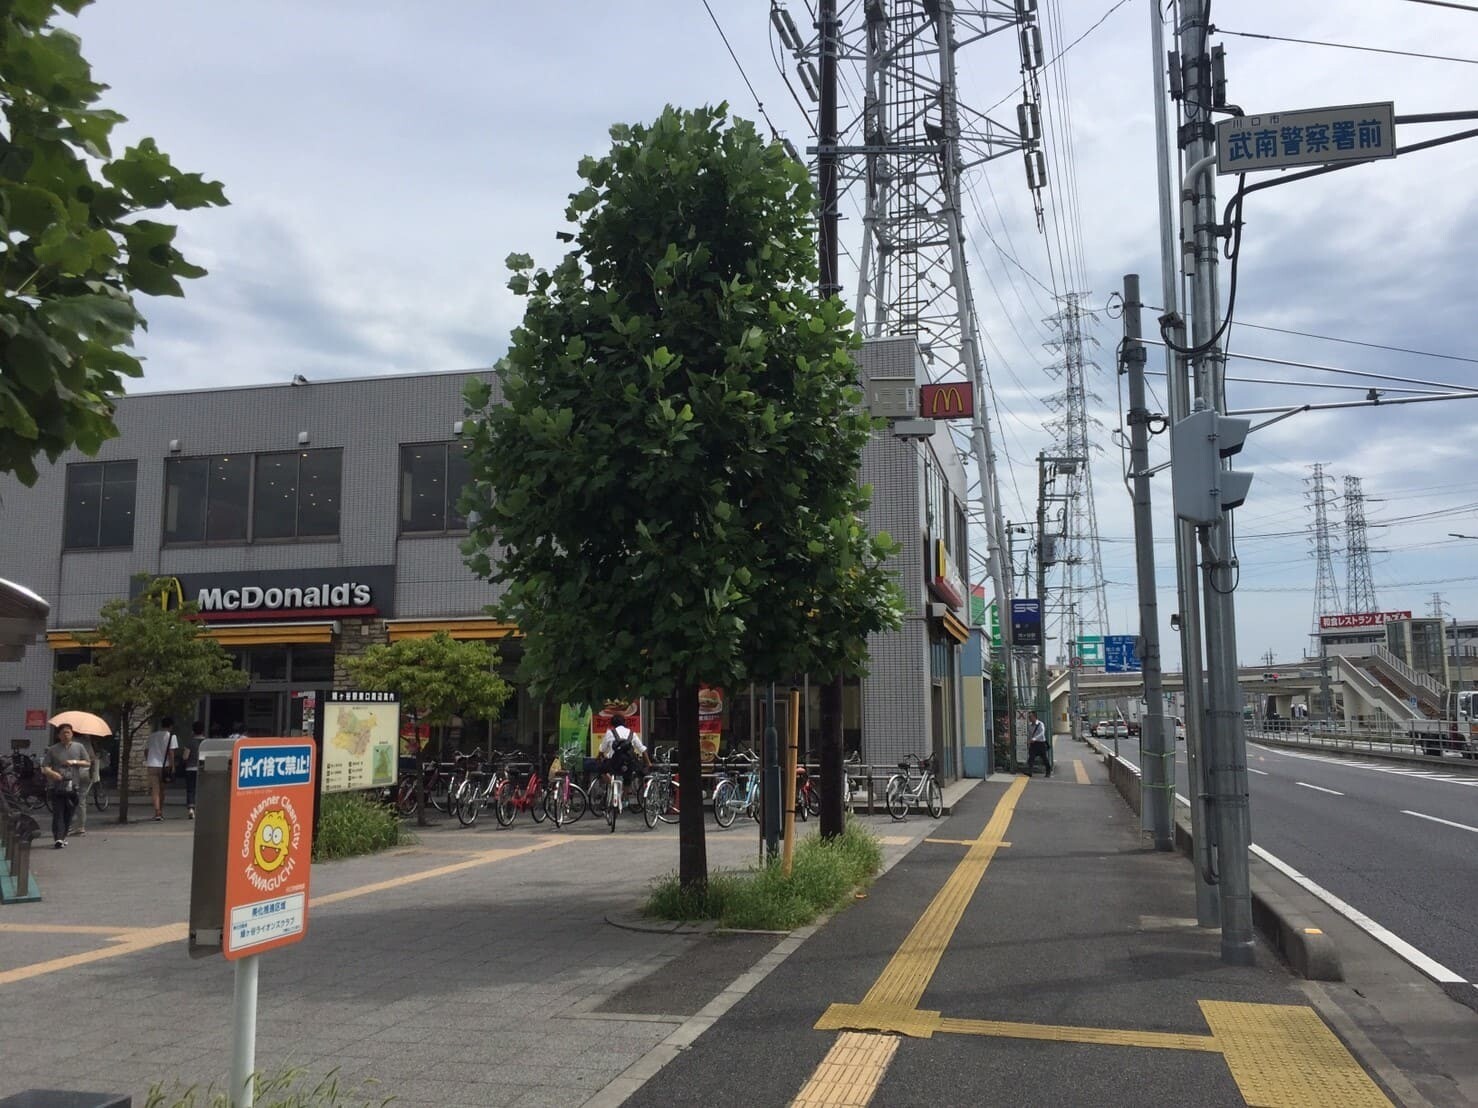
(616, 748, 1478, 1107)
(0, 802, 943, 1107)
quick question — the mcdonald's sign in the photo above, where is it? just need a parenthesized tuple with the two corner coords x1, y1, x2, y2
(155, 576, 186, 611)
(920, 381, 974, 420)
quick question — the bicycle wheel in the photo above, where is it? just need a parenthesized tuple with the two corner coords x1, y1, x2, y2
(564, 783, 588, 825)
(545, 784, 566, 828)
(494, 783, 516, 828)
(712, 779, 736, 828)
(657, 779, 679, 824)
(607, 781, 620, 832)
(925, 777, 943, 819)
(92, 780, 111, 812)
(642, 777, 665, 829)
(886, 776, 908, 821)
(395, 780, 417, 818)
(804, 783, 821, 818)
(429, 776, 450, 813)
(456, 786, 481, 827)
(529, 782, 548, 824)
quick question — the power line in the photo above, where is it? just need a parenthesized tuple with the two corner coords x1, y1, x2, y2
(985, 0, 1135, 114)
(699, 0, 787, 140)
(1138, 306, 1478, 365)
(1402, 0, 1478, 10)
(1215, 27, 1478, 66)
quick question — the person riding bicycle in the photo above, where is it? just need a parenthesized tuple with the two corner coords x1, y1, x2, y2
(599, 715, 650, 804)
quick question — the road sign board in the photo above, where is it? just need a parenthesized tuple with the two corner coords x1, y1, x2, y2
(1105, 635, 1141, 674)
(1011, 598, 1042, 647)
(1216, 102, 1395, 176)
(223, 737, 315, 960)
(920, 381, 974, 419)
(1076, 635, 1104, 666)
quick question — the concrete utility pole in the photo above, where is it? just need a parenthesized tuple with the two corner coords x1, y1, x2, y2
(1150, 0, 1217, 925)
(1176, 0, 1254, 965)
(1122, 275, 1174, 852)
(1036, 453, 1050, 720)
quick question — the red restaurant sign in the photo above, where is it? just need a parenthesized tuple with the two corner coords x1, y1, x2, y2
(920, 381, 974, 420)
(1318, 610, 1412, 630)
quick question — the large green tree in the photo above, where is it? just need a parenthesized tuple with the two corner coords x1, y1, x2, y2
(0, 0, 227, 484)
(52, 576, 246, 823)
(341, 632, 513, 825)
(461, 104, 902, 890)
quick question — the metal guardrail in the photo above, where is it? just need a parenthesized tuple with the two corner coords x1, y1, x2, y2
(1370, 645, 1445, 701)
(1246, 723, 1478, 764)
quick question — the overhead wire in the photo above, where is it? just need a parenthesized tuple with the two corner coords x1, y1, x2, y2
(1213, 27, 1478, 66)
(699, 0, 788, 141)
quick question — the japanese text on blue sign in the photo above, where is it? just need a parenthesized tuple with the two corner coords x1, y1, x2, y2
(1215, 103, 1395, 176)
(236, 745, 314, 789)
(1105, 635, 1141, 674)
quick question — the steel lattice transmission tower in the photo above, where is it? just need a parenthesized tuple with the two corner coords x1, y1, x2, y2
(1343, 475, 1378, 615)
(773, 1, 1042, 616)
(1305, 464, 1342, 645)
(1043, 292, 1109, 649)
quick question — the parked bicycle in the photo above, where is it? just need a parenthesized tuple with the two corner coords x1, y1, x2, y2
(640, 762, 679, 829)
(884, 753, 943, 821)
(493, 761, 547, 827)
(712, 749, 760, 829)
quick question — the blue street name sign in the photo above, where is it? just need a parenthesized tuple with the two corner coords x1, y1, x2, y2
(1105, 635, 1141, 674)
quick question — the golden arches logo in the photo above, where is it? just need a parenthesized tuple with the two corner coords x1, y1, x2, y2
(920, 381, 973, 419)
(155, 576, 185, 611)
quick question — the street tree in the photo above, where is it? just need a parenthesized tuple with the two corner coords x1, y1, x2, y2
(0, 0, 227, 484)
(52, 576, 246, 823)
(460, 104, 902, 891)
(341, 632, 513, 825)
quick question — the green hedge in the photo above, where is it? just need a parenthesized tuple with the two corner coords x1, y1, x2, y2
(645, 820, 883, 931)
(312, 793, 405, 862)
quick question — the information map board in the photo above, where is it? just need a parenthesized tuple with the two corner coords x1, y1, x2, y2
(318, 690, 400, 794)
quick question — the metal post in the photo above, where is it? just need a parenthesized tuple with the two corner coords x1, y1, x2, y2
(1123, 274, 1174, 852)
(763, 683, 780, 861)
(782, 687, 801, 877)
(1179, 0, 1253, 965)
(1036, 454, 1049, 717)
(231, 953, 260, 1107)
(1155, 0, 1218, 927)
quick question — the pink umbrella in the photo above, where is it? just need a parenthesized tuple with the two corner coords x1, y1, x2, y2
(47, 710, 112, 737)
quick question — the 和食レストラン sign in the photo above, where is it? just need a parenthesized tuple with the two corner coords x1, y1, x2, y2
(1216, 103, 1395, 176)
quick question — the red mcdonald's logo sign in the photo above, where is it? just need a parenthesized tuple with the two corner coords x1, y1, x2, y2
(920, 381, 974, 420)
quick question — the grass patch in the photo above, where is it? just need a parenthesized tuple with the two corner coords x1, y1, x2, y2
(645, 820, 883, 931)
(146, 1066, 392, 1107)
(312, 793, 406, 861)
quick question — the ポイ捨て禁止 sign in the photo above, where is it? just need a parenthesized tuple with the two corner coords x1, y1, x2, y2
(224, 738, 315, 959)
(1216, 103, 1395, 176)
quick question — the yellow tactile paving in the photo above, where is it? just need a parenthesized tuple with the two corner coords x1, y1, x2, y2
(923, 837, 1010, 847)
(1074, 759, 1091, 784)
(1200, 1000, 1393, 1107)
(939, 1016, 1221, 1053)
(853, 774, 1027, 1013)
(790, 1032, 899, 1108)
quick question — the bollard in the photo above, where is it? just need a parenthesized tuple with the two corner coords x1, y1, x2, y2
(12, 816, 39, 899)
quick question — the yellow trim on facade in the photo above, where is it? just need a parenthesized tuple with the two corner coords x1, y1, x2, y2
(938, 610, 970, 645)
(386, 618, 522, 642)
(47, 622, 334, 649)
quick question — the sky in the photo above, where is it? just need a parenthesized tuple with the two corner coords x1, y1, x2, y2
(65, 0, 1478, 665)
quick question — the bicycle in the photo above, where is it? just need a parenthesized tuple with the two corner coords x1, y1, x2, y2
(493, 762, 547, 827)
(543, 769, 588, 828)
(884, 754, 943, 821)
(640, 763, 678, 829)
(711, 750, 760, 829)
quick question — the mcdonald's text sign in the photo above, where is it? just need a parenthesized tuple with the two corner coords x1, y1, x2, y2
(920, 381, 974, 420)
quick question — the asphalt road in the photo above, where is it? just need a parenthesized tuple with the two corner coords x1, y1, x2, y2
(1118, 736, 1478, 987)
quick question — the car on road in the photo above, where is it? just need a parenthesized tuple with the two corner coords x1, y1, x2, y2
(1175, 717, 1186, 742)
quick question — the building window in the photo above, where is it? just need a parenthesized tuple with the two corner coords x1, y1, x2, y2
(164, 454, 251, 543)
(255, 450, 342, 540)
(63, 461, 137, 549)
(399, 441, 471, 534)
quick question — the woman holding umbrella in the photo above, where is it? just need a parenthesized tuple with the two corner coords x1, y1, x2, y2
(47, 711, 110, 831)
(40, 722, 91, 846)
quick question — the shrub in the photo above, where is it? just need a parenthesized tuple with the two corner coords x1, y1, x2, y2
(644, 820, 883, 931)
(145, 1066, 392, 1107)
(312, 793, 405, 861)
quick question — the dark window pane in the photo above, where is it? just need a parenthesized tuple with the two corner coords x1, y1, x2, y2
(446, 442, 472, 530)
(164, 458, 209, 544)
(206, 455, 250, 542)
(97, 461, 137, 548)
(250, 647, 288, 682)
(296, 449, 341, 537)
(253, 453, 299, 539)
(400, 444, 447, 532)
(289, 646, 334, 684)
(63, 463, 102, 549)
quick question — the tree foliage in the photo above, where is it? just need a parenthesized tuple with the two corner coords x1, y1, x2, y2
(460, 103, 901, 706)
(0, 0, 227, 484)
(51, 576, 246, 822)
(340, 632, 512, 735)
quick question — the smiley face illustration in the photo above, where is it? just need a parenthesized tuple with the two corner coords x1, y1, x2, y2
(252, 809, 292, 873)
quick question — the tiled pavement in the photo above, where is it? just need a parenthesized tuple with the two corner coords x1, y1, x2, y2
(0, 793, 942, 1107)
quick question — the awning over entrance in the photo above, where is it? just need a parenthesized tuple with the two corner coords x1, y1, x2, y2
(0, 577, 50, 662)
(934, 607, 971, 646)
(47, 621, 336, 649)
(387, 618, 521, 642)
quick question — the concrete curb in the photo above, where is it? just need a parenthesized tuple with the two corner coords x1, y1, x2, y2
(1085, 737, 1343, 982)
(1248, 731, 1478, 773)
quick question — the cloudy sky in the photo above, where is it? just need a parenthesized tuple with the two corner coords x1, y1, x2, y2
(69, 0, 1478, 664)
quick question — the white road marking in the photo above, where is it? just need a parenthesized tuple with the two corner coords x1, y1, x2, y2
(1249, 843, 1468, 985)
(1250, 743, 1478, 787)
(1247, 768, 1269, 776)
(1295, 781, 1344, 796)
(1402, 810, 1478, 835)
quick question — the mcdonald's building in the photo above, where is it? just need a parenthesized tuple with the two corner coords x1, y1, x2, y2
(0, 346, 985, 786)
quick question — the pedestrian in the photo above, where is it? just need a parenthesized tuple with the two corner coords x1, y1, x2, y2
(144, 716, 179, 821)
(70, 729, 100, 835)
(40, 723, 90, 847)
(1026, 710, 1052, 777)
(184, 720, 204, 820)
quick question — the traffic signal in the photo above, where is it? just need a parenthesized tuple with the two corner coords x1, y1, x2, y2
(1170, 408, 1254, 525)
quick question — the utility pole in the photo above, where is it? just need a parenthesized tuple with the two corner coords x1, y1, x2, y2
(1262, 650, 1274, 668)
(1122, 274, 1174, 852)
(1036, 453, 1050, 721)
(1151, 0, 1217, 926)
(816, 0, 845, 838)
(1067, 602, 1081, 740)
(1176, 0, 1254, 965)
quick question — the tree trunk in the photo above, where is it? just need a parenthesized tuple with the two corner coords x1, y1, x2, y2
(819, 675, 844, 839)
(676, 680, 708, 892)
(417, 722, 432, 827)
(117, 721, 133, 825)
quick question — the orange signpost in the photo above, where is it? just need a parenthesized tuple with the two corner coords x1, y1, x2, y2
(224, 737, 315, 959)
